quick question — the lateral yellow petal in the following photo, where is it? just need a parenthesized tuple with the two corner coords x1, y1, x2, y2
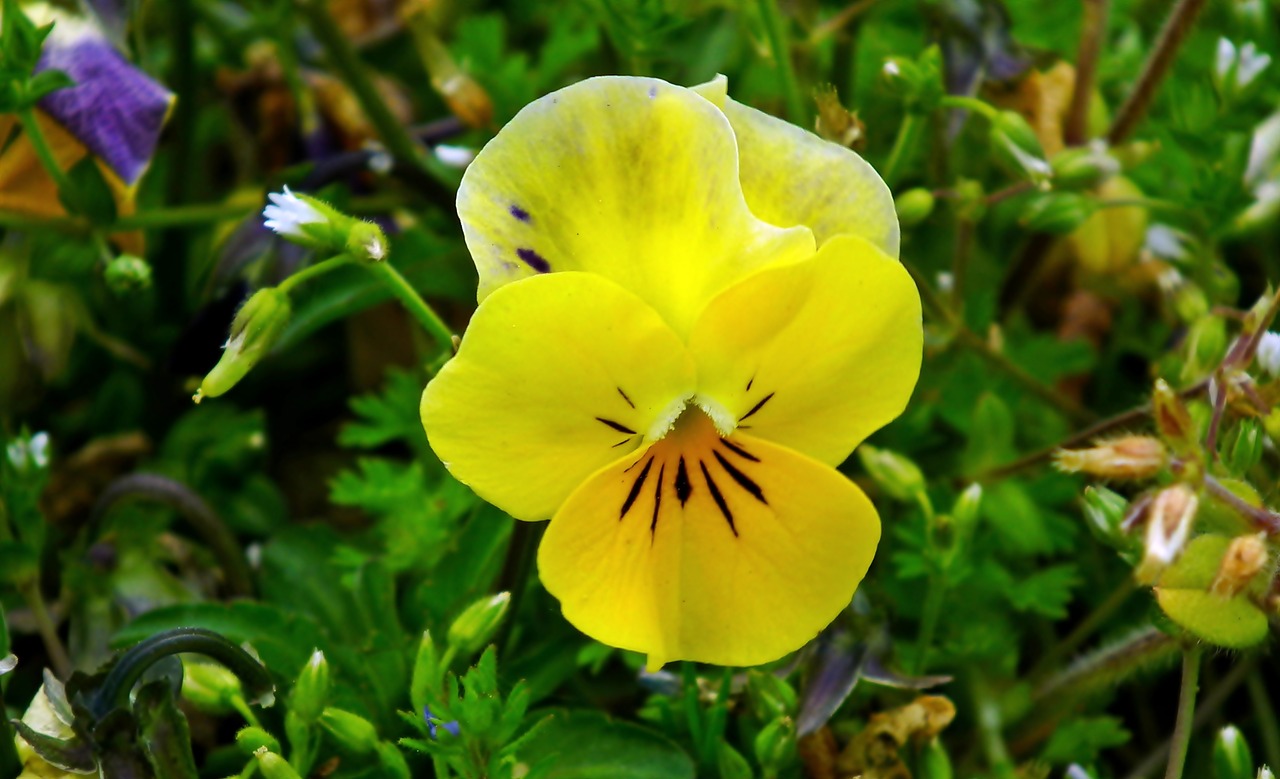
(538, 409, 880, 669)
(421, 272, 695, 522)
(457, 75, 814, 335)
(689, 234, 922, 466)
(692, 75, 899, 257)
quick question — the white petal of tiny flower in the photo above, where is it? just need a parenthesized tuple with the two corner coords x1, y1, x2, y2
(365, 234, 386, 261)
(434, 144, 477, 168)
(1256, 331, 1280, 376)
(263, 186, 325, 238)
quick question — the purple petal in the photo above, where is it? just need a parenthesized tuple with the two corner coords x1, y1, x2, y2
(36, 29, 172, 185)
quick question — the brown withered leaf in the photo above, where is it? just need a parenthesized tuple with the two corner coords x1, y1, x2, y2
(798, 726, 839, 779)
(987, 60, 1075, 156)
(41, 431, 151, 528)
(835, 696, 956, 779)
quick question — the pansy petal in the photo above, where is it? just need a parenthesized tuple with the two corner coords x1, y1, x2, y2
(35, 12, 173, 186)
(457, 76, 815, 335)
(688, 234, 922, 466)
(421, 272, 696, 522)
(539, 410, 879, 669)
(692, 75, 899, 257)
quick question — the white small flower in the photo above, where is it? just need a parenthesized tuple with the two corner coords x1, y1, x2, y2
(1256, 331, 1280, 376)
(263, 186, 325, 239)
(434, 144, 477, 169)
(882, 61, 900, 77)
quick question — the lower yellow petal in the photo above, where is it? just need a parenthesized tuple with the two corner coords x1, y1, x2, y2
(421, 272, 695, 522)
(538, 408, 879, 669)
(692, 75, 899, 257)
(689, 233, 922, 466)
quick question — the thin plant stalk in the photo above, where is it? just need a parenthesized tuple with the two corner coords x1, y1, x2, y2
(1247, 671, 1280, 772)
(1163, 645, 1203, 779)
(882, 113, 923, 187)
(1065, 0, 1110, 146)
(363, 262, 455, 353)
(1107, 0, 1208, 144)
(19, 583, 71, 678)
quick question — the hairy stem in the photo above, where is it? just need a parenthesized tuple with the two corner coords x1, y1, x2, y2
(1162, 646, 1202, 779)
(1027, 578, 1136, 682)
(277, 255, 352, 295)
(1065, 0, 1110, 145)
(1107, 0, 1208, 144)
(363, 262, 454, 353)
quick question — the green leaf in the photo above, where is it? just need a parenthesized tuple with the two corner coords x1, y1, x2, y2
(518, 710, 695, 779)
(23, 67, 73, 104)
(135, 681, 200, 779)
(1041, 716, 1131, 765)
(61, 156, 117, 224)
(339, 368, 429, 452)
(1005, 564, 1080, 619)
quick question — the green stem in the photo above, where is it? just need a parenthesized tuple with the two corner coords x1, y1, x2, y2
(115, 202, 257, 229)
(1163, 646, 1202, 779)
(912, 572, 945, 675)
(756, 0, 806, 124)
(92, 628, 273, 719)
(1107, 0, 1208, 144)
(19, 582, 71, 678)
(938, 94, 998, 120)
(17, 108, 80, 212)
(297, 0, 431, 181)
(972, 676, 1016, 779)
(231, 694, 263, 729)
(363, 262, 455, 352)
(1247, 671, 1280, 772)
(1065, 0, 1110, 145)
(277, 255, 352, 295)
(882, 113, 923, 187)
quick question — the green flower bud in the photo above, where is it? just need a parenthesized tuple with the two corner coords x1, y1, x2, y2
(1258, 767, 1275, 779)
(254, 747, 303, 779)
(991, 110, 1051, 185)
(345, 221, 388, 264)
(1226, 420, 1265, 474)
(319, 707, 379, 754)
(746, 669, 797, 720)
(753, 716, 796, 772)
(182, 661, 242, 715)
(376, 741, 412, 779)
(919, 738, 954, 779)
(951, 483, 983, 535)
(447, 592, 511, 656)
(236, 727, 281, 755)
(1050, 146, 1120, 190)
(194, 288, 291, 402)
(856, 445, 925, 502)
(1184, 316, 1228, 381)
(1173, 283, 1210, 322)
(895, 188, 935, 227)
(103, 254, 152, 293)
(410, 630, 439, 715)
(1019, 193, 1096, 235)
(290, 650, 330, 724)
(1214, 725, 1254, 779)
(1081, 486, 1130, 551)
(716, 742, 753, 779)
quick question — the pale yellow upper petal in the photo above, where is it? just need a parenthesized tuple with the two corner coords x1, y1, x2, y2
(457, 75, 814, 336)
(692, 75, 899, 257)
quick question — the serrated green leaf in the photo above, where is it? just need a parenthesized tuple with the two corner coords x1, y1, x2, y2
(1041, 716, 1131, 765)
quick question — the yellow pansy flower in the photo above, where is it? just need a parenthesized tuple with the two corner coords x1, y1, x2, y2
(421, 75, 922, 669)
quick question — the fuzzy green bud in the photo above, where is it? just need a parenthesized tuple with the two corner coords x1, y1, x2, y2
(236, 727, 281, 755)
(919, 738, 954, 779)
(376, 742, 412, 779)
(290, 650, 330, 724)
(345, 221, 388, 264)
(991, 110, 1051, 185)
(1081, 486, 1130, 550)
(857, 445, 925, 502)
(1214, 725, 1254, 779)
(447, 592, 511, 656)
(103, 254, 152, 293)
(1050, 146, 1120, 190)
(182, 661, 242, 715)
(1227, 420, 1265, 474)
(1020, 193, 1096, 235)
(895, 188, 935, 227)
(194, 288, 291, 403)
(410, 630, 439, 715)
(319, 707, 379, 754)
(951, 483, 983, 535)
(254, 747, 303, 779)
(753, 716, 796, 771)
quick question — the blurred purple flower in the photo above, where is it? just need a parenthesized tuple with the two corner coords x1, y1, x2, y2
(423, 707, 460, 739)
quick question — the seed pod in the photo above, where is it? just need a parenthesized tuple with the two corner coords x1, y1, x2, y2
(895, 188, 935, 227)
(254, 748, 303, 779)
(447, 592, 511, 657)
(1054, 436, 1167, 480)
(195, 288, 291, 402)
(1213, 725, 1254, 779)
(319, 708, 379, 754)
(236, 727, 281, 755)
(1135, 484, 1198, 584)
(291, 650, 330, 724)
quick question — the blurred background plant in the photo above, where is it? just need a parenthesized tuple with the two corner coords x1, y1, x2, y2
(1, 0, 1279, 777)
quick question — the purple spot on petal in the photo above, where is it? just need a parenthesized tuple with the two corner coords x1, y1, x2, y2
(510, 204, 530, 222)
(516, 248, 550, 273)
(36, 33, 172, 185)
(648, 86, 657, 98)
